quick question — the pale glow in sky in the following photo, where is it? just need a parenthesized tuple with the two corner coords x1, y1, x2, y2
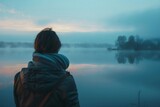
(0, 0, 160, 39)
(0, 19, 135, 33)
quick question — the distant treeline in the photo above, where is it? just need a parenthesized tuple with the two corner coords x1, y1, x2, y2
(0, 41, 111, 48)
(116, 35, 160, 50)
(0, 41, 33, 48)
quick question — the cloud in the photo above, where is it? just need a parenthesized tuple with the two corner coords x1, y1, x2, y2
(109, 7, 160, 37)
(0, 19, 41, 32)
(0, 3, 134, 33)
(0, 3, 28, 18)
(0, 2, 137, 33)
(0, 8, 17, 15)
(0, 18, 136, 33)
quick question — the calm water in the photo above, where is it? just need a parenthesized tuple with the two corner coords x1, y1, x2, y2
(0, 48, 160, 107)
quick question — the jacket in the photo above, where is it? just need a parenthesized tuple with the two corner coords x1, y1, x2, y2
(14, 53, 80, 107)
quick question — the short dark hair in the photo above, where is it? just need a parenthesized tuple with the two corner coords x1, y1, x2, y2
(34, 28, 61, 53)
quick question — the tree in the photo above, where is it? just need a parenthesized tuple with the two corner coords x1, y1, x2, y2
(115, 35, 127, 49)
(135, 35, 143, 50)
(126, 35, 136, 49)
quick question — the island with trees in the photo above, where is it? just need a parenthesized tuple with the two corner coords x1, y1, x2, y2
(112, 35, 160, 50)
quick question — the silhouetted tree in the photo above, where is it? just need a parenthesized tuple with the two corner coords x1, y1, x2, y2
(126, 35, 136, 50)
(135, 35, 143, 50)
(115, 35, 160, 50)
(115, 35, 127, 49)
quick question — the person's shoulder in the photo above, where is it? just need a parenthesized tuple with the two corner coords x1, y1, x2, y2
(65, 71, 73, 80)
(14, 72, 20, 81)
(63, 71, 77, 88)
(14, 68, 27, 82)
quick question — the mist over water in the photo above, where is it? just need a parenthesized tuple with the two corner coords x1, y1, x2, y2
(0, 47, 160, 107)
(0, 0, 160, 106)
(0, 32, 119, 44)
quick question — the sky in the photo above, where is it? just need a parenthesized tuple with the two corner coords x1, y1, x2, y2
(0, 0, 160, 43)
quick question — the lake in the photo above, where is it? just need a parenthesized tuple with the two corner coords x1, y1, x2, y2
(0, 48, 160, 107)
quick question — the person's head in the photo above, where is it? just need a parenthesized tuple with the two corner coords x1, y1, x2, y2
(34, 28, 61, 53)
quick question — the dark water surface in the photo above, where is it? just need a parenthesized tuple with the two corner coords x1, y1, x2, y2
(0, 48, 160, 107)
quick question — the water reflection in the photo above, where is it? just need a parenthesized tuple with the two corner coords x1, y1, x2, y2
(0, 49, 160, 107)
(116, 51, 160, 64)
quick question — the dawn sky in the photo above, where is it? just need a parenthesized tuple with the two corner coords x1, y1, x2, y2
(0, 0, 160, 43)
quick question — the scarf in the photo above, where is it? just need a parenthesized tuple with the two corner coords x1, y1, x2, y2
(28, 52, 70, 71)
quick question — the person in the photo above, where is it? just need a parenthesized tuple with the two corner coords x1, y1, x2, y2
(14, 28, 80, 107)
